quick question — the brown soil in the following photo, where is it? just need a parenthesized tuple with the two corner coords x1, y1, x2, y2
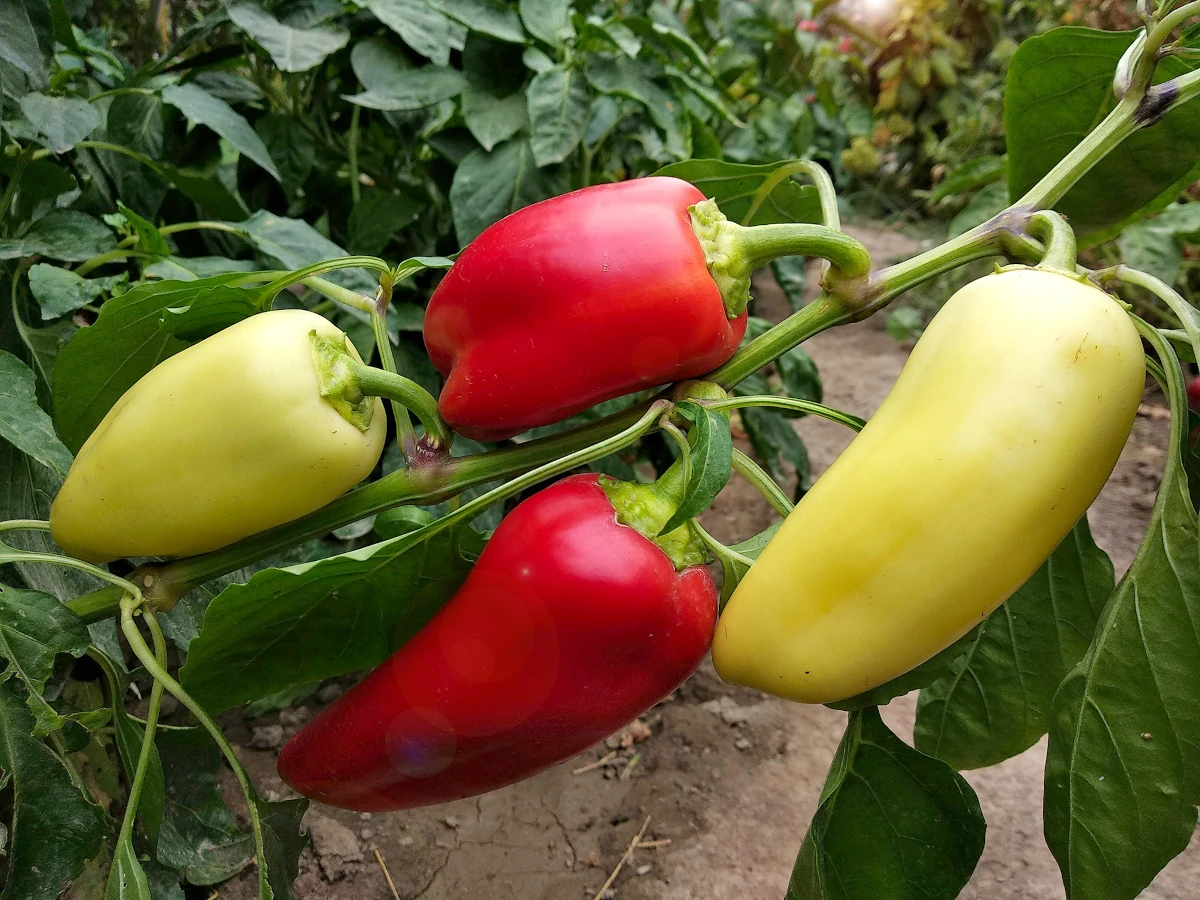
(219, 225, 1199, 900)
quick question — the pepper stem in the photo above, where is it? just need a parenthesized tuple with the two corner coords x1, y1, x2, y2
(1028, 211, 1079, 276)
(689, 200, 872, 318)
(310, 331, 452, 452)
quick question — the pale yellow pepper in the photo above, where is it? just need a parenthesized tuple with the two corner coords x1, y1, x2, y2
(712, 268, 1145, 704)
(51, 309, 386, 563)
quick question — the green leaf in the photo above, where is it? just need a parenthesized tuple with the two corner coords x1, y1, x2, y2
(711, 520, 781, 607)
(345, 63, 467, 111)
(0, 442, 100, 601)
(0, 209, 115, 262)
(152, 727, 254, 884)
(347, 188, 424, 256)
(1006, 28, 1200, 243)
(225, 0, 349, 72)
(742, 406, 811, 492)
(0, 350, 72, 478)
(519, 0, 571, 47)
(1117, 202, 1200, 286)
(159, 289, 259, 342)
(787, 707, 985, 900)
(29, 264, 125, 320)
(460, 33, 528, 151)
(161, 83, 281, 181)
(948, 180, 1008, 238)
(527, 65, 590, 166)
(0, 585, 92, 736)
(433, 0, 524, 43)
(654, 158, 824, 227)
(364, 0, 454, 66)
(885, 307, 924, 342)
(0, 682, 107, 900)
(660, 401, 732, 536)
(585, 55, 689, 159)
(928, 155, 1007, 204)
(0, 0, 47, 87)
(52, 275, 256, 454)
(769, 256, 808, 312)
(144, 256, 260, 281)
(18, 92, 99, 153)
(179, 523, 487, 713)
(115, 202, 170, 258)
(912, 519, 1114, 769)
(254, 114, 316, 196)
(449, 138, 568, 245)
(105, 836, 152, 900)
(235, 210, 376, 293)
(254, 794, 309, 900)
(1043, 332, 1200, 900)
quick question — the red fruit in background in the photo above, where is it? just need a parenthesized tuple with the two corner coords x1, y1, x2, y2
(838, 37, 855, 54)
(1188, 375, 1200, 414)
(277, 474, 718, 812)
(423, 178, 749, 442)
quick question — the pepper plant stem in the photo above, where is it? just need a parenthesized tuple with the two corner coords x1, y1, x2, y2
(346, 358, 450, 450)
(120, 601, 273, 900)
(731, 448, 793, 518)
(710, 293, 850, 387)
(726, 223, 872, 278)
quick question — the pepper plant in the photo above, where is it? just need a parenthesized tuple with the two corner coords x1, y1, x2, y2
(4, 3, 1200, 900)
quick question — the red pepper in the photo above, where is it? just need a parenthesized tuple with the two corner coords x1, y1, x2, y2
(425, 176, 810, 441)
(276, 473, 716, 811)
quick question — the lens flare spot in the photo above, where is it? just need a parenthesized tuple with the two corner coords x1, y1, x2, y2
(385, 707, 456, 778)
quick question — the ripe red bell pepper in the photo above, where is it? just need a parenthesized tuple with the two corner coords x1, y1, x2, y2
(425, 177, 781, 441)
(276, 473, 717, 811)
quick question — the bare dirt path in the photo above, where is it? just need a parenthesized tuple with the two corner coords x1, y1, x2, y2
(221, 225, 1198, 900)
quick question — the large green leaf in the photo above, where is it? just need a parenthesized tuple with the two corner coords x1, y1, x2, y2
(0, 682, 107, 900)
(365, 0, 454, 66)
(585, 55, 689, 159)
(0, 585, 92, 736)
(225, 0, 349, 72)
(0, 350, 72, 477)
(1043, 330, 1200, 900)
(179, 523, 487, 712)
(527, 66, 590, 166)
(0, 442, 100, 601)
(1006, 28, 1200, 243)
(0, 210, 115, 262)
(787, 707, 985, 900)
(18, 92, 99, 153)
(915, 518, 1113, 770)
(449, 138, 568, 245)
(161, 83, 281, 181)
(654, 158, 824, 227)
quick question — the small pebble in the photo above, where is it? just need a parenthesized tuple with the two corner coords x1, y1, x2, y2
(734, 737, 751, 751)
(361, 828, 373, 840)
(398, 836, 414, 847)
(317, 682, 345, 704)
(636, 864, 652, 876)
(359, 812, 372, 820)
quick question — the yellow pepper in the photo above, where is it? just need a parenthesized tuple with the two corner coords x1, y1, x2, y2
(712, 268, 1145, 704)
(51, 309, 386, 563)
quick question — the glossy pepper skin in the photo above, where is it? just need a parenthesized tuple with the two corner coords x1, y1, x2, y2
(713, 268, 1145, 704)
(51, 309, 386, 563)
(277, 474, 717, 811)
(424, 177, 748, 441)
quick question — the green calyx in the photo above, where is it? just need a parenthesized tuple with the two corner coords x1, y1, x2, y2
(689, 199, 874, 320)
(600, 476, 706, 572)
(690, 199, 754, 319)
(309, 331, 377, 433)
